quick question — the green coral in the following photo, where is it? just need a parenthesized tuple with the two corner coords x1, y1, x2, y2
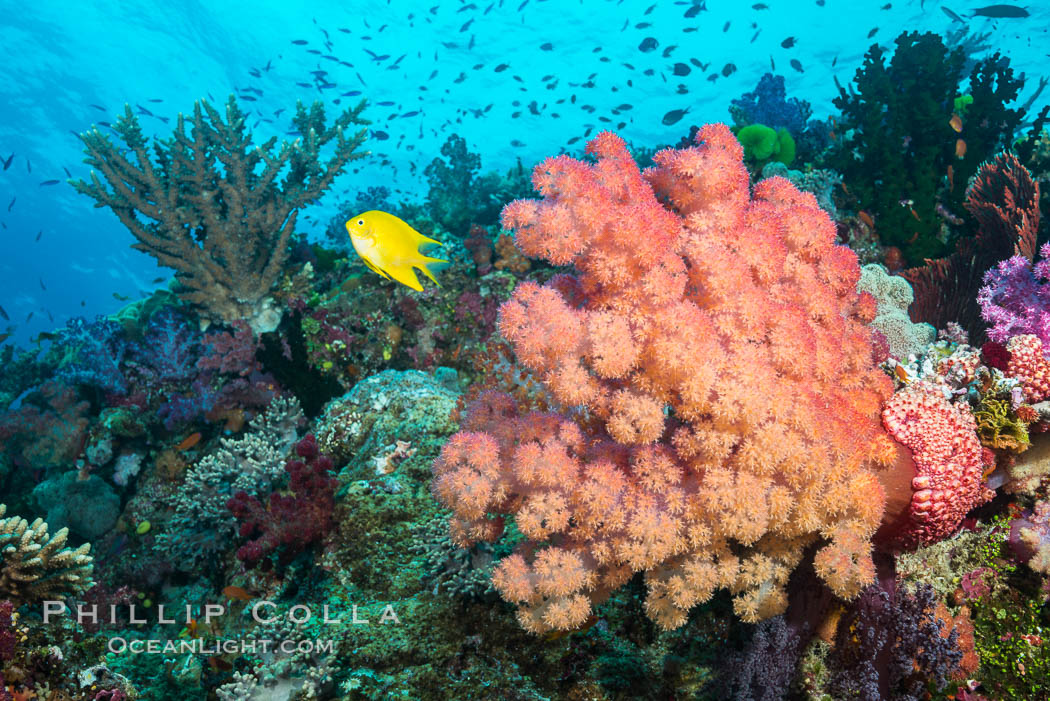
(736, 124, 795, 167)
(974, 396, 1031, 453)
(967, 514, 1050, 699)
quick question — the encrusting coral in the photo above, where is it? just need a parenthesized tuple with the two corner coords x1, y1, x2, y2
(877, 382, 988, 550)
(0, 504, 93, 605)
(71, 96, 370, 331)
(857, 264, 935, 359)
(433, 124, 898, 633)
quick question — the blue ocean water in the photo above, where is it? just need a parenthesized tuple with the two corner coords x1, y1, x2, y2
(0, 0, 1044, 345)
(3, 2, 1050, 698)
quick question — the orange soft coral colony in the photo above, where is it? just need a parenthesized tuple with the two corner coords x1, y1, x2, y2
(432, 124, 897, 633)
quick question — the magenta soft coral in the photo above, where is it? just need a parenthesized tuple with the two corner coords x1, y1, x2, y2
(433, 125, 898, 632)
(228, 434, 337, 570)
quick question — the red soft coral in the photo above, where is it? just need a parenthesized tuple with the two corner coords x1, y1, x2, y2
(433, 125, 896, 632)
(228, 434, 337, 570)
(877, 382, 988, 549)
(1006, 334, 1050, 402)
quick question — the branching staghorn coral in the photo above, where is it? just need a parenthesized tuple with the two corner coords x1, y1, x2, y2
(72, 96, 369, 330)
(433, 125, 898, 632)
(0, 504, 93, 605)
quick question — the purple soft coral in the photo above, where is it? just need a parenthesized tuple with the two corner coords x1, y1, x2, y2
(55, 316, 129, 395)
(978, 242, 1050, 348)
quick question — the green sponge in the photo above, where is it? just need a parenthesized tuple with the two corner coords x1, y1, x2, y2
(736, 124, 795, 167)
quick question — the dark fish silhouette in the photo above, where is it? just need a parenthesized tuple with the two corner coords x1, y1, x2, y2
(867, 27, 878, 37)
(972, 4, 1029, 17)
(790, 59, 804, 72)
(495, 63, 509, 72)
(1, 154, 12, 170)
(291, 39, 308, 45)
(0, 305, 8, 321)
(638, 37, 658, 52)
(781, 36, 796, 48)
(673, 63, 691, 76)
(540, 42, 553, 50)
(7, 197, 13, 211)
(942, 7, 965, 22)
(662, 108, 688, 125)
(721, 63, 736, 76)
(39, 180, 59, 186)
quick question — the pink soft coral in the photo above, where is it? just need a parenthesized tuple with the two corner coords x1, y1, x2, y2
(432, 125, 897, 632)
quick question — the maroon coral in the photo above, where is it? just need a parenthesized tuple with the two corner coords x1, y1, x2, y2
(227, 434, 337, 570)
(904, 151, 1041, 340)
(0, 600, 14, 662)
(197, 321, 262, 377)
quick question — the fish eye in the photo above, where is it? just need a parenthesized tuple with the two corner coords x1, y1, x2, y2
(357, 219, 364, 226)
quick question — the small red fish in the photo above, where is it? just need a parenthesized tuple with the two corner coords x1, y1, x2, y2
(947, 164, 954, 192)
(955, 138, 967, 159)
(175, 432, 202, 451)
(858, 211, 875, 228)
(222, 585, 254, 602)
(949, 113, 963, 132)
(208, 657, 233, 671)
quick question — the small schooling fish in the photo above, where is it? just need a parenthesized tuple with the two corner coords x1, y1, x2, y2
(346, 210, 447, 291)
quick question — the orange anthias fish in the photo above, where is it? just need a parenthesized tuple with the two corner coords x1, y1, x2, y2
(955, 138, 967, 159)
(949, 113, 963, 132)
(858, 210, 875, 228)
(222, 585, 254, 602)
(175, 432, 202, 451)
(947, 164, 955, 192)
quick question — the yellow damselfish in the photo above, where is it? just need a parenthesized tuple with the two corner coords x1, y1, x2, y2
(345, 210, 447, 291)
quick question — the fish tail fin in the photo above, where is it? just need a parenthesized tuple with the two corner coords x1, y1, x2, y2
(389, 266, 424, 291)
(418, 255, 449, 287)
